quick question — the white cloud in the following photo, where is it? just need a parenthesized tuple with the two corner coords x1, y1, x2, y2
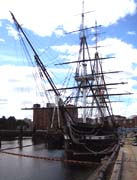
(0, 0, 136, 36)
(6, 25, 19, 39)
(97, 38, 137, 72)
(0, 38, 5, 42)
(0, 65, 47, 118)
(92, 0, 136, 26)
(127, 31, 136, 35)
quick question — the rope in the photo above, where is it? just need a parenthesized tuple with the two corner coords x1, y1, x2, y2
(0, 150, 99, 166)
(0, 143, 100, 166)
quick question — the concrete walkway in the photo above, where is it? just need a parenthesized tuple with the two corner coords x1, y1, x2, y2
(120, 140, 137, 180)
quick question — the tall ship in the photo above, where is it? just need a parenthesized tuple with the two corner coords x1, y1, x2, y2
(10, 3, 130, 160)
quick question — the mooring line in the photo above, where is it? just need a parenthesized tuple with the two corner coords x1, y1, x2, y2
(0, 150, 100, 166)
(0, 143, 106, 166)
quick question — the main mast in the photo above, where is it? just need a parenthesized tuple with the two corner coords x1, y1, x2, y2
(74, 1, 103, 123)
(74, 1, 115, 123)
(80, 0, 88, 123)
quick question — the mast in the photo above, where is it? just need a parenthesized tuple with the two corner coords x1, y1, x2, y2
(81, 0, 87, 123)
(72, 1, 129, 122)
(74, 1, 105, 122)
(74, 0, 94, 123)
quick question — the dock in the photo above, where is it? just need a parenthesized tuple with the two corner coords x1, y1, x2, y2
(120, 140, 137, 180)
(91, 138, 137, 180)
(110, 138, 137, 180)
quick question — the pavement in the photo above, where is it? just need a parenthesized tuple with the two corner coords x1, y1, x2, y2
(120, 139, 137, 180)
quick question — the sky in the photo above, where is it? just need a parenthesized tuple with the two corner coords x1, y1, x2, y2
(0, 0, 137, 119)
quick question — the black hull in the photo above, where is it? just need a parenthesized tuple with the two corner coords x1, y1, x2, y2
(65, 139, 117, 158)
(64, 122, 118, 160)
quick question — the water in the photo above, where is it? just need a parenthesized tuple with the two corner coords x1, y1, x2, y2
(0, 139, 98, 180)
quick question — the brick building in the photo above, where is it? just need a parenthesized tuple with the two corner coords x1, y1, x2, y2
(33, 103, 78, 130)
(115, 115, 137, 128)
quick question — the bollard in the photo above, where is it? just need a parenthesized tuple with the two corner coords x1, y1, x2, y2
(0, 136, 1, 149)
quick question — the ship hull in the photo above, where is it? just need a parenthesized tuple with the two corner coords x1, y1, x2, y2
(64, 122, 118, 160)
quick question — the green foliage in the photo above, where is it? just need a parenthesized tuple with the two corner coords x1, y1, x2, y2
(0, 116, 29, 130)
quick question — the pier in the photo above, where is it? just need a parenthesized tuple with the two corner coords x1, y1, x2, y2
(87, 138, 137, 180)
(110, 138, 137, 180)
(116, 139, 137, 180)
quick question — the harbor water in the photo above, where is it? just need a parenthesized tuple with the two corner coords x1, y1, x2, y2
(0, 139, 98, 180)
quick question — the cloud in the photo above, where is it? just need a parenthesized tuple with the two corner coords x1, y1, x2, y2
(0, 38, 5, 42)
(97, 38, 137, 71)
(0, 65, 44, 118)
(0, 0, 136, 36)
(127, 31, 136, 35)
(92, 0, 136, 26)
(6, 25, 19, 39)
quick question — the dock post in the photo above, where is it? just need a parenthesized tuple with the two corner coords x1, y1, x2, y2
(18, 126, 23, 149)
(32, 127, 37, 144)
(0, 135, 1, 149)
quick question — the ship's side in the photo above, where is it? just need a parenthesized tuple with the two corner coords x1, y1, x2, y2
(64, 120, 118, 159)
